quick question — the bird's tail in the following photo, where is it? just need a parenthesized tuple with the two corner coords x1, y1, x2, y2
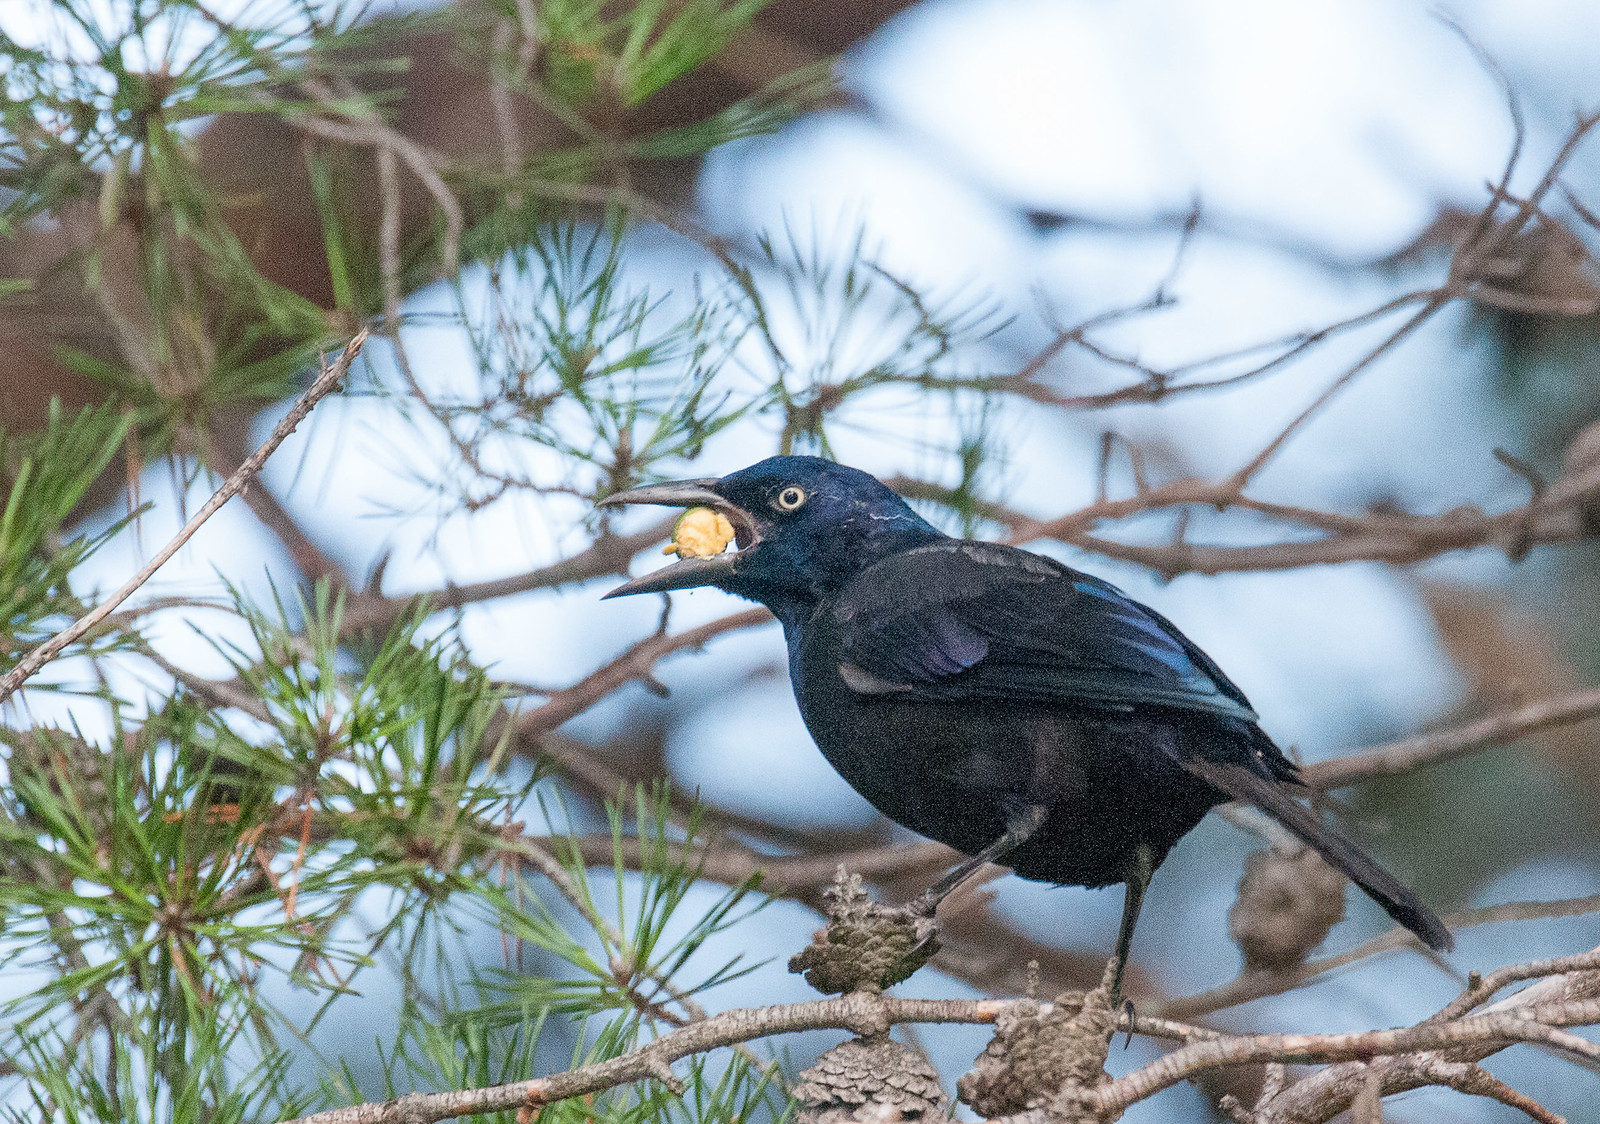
(1186, 757, 1454, 953)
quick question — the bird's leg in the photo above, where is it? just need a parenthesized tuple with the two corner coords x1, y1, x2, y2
(908, 803, 1050, 917)
(1110, 842, 1155, 1000)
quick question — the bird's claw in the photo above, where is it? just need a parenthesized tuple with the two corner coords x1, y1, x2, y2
(900, 924, 941, 965)
(881, 892, 942, 975)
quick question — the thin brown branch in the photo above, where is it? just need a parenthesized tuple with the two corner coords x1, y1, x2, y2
(337, 517, 679, 634)
(1010, 289, 1443, 423)
(1225, 300, 1447, 490)
(865, 121, 1600, 595)
(891, 431, 1600, 578)
(515, 607, 774, 736)
(1158, 892, 1600, 1020)
(1225, 109, 1600, 491)
(1302, 683, 1600, 790)
(520, 725, 889, 859)
(1406, 1059, 1564, 1124)
(510, 832, 957, 902)
(0, 331, 367, 706)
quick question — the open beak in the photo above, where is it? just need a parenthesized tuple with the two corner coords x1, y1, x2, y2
(597, 478, 752, 599)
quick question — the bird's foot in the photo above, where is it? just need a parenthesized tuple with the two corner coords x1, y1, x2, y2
(880, 899, 943, 982)
(897, 910, 941, 965)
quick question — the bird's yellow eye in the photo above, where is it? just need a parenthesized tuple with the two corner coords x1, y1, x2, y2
(774, 485, 807, 512)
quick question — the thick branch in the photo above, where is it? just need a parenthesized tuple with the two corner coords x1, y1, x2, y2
(276, 992, 1008, 1124)
(1260, 947, 1600, 1123)
(1083, 1001, 1600, 1116)
(274, 953, 1600, 1124)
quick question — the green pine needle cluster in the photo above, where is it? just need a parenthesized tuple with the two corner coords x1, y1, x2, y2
(0, 0, 1011, 1119)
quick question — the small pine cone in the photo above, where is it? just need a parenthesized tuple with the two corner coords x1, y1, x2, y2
(1228, 847, 1348, 974)
(958, 962, 1118, 1118)
(788, 868, 939, 994)
(793, 1037, 948, 1124)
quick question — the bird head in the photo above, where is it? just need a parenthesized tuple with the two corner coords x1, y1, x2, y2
(598, 455, 943, 617)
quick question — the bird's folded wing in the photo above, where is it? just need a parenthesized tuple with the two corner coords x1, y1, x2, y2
(831, 539, 1258, 721)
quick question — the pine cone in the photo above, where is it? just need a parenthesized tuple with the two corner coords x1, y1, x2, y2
(958, 962, 1119, 1118)
(788, 868, 939, 994)
(1227, 846, 1347, 974)
(794, 1037, 948, 1124)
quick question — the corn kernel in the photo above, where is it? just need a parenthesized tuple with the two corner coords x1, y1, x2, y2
(664, 507, 736, 559)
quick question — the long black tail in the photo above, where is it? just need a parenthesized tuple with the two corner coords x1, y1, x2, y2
(1187, 757, 1454, 952)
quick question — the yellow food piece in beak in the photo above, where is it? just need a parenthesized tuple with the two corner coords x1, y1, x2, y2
(664, 507, 736, 559)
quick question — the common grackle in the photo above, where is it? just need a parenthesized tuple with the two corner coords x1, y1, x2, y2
(599, 456, 1452, 986)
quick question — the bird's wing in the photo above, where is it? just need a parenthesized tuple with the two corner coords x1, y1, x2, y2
(830, 539, 1258, 721)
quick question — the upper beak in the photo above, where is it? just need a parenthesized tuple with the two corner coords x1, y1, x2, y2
(597, 478, 747, 599)
(597, 479, 725, 511)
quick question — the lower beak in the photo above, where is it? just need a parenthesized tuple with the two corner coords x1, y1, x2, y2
(597, 478, 745, 599)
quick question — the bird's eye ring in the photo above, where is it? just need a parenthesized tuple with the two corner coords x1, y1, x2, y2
(774, 485, 807, 512)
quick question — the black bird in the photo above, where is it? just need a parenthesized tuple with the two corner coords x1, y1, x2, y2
(599, 456, 1452, 984)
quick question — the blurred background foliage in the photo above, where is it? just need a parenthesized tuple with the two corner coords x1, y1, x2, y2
(0, 0, 1598, 1121)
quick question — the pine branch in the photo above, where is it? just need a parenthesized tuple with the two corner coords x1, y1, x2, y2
(0, 331, 368, 706)
(273, 946, 1600, 1124)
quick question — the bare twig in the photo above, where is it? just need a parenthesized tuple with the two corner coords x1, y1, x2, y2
(889, 430, 1600, 578)
(1406, 1059, 1563, 1124)
(191, 427, 348, 587)
(1432, 949, 1600, 1023)
(337, 517, 680, 634)
(1225, 109, 1600, 491)
(1303, 683, 1600, 790)
(0, 331, 368, 706)
(514, 607, 774, 736)
(507, 831, 957, 903)
(1159, 893, 1600, 1019)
